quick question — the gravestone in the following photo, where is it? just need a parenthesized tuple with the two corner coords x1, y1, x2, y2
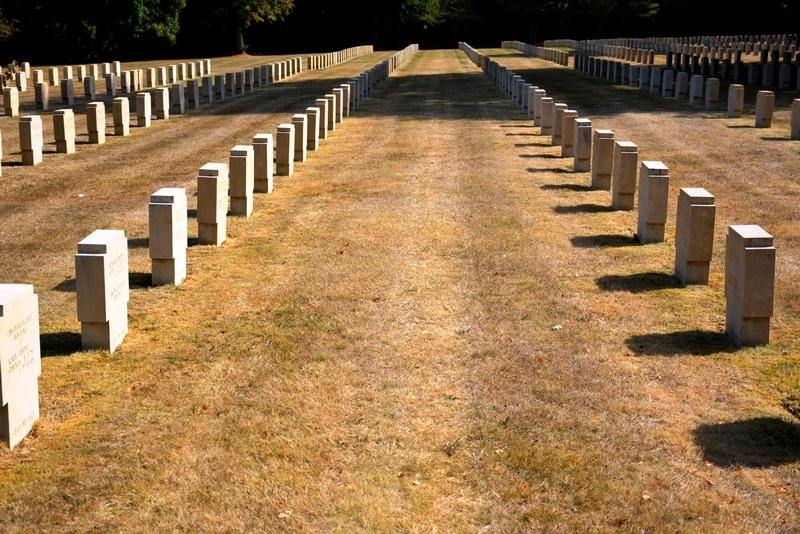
(0, 284, 41, 450)
(112, 97, 130, 136)
(146, 68, 156, 88)
(34, 82, 48, 111)
(197, 163, 228, 246)
(170, 83, 185, 115)
(639, 66, 650, 90)
(252, 67, 260, 88)
(675, 188, 715, 285)
(149, 188, 188, 286)
(104, 73, 116, 96)
(89, 64, 99, 80)
(84, 76, 96, 100)
(86, 102, 106, 144)
(136, 93, 151, 127)
(252, 134, 274, 194)
(704, 78, 720, 111)
(154, 88, 169, 120)
(332, 88, 345, 124)
(636, 161, 670, 244)
(60, 79, 74, 105)
(340, 84, 352, 117)
(75, 229, 129, 353)
(540, 98, 555, 136)
(629, 64, 639, 87)
(244, 69, 253, 91)
(292, 114, 308, 163)
(235, 71, 244, 95)
(77, 65, 86, 82)
(120, 71, 131, 94)
(533, 89, 547, 127)
(178, 63, 187, 81)
(649, 67, 661, 93)
(552, 104, 568, 146)
(187, 80, 200, 109)
(3, 87, 19, 117)
(113, 61, 121, 77)
(157, 67, 167, 86)
(661, 70, 674, 97)
(725, 225, 775, 347)
(305, 107, 320, 151)
(791, 99, 800, 140)
(728, 85, 744, 117)
(612, 141, 638, 210)
(19, 116, 43, 165)
(675, 72, 688, 99)
(573, 118, 592, 172)
(591, 129, 615, 189)
(324, 94, 337, 131)
(204, 60, 211, 76)
(196, 61, 204, 78)
(276, 124, 295, 177)
(188, 63, 197, 80)
(755, 91, 774, 127)
(229, 145, 254, 217)
(32, 70, 43, 84)
(688, 75, 703, 105)
(15, 72, 27, 92)
(225, 73, 235, 97)
(201, 76, 214, 104)
(561, 111, 579, 158)
(214, 75, 225, 101)
(315, 98, 329, 140)
(53, 109, 76, 153)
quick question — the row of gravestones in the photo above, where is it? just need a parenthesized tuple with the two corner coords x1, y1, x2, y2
(0, 44, 419, 451)
(500, 41, 569, 67)
(572, 34, 799, 56)
(458, 41, 776, 349)
(307, 46, 373, 70)
(0, 57, 319, 172)
(572, 54, 800, 139)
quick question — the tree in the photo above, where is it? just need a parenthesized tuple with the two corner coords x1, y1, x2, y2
(0, 7, 18, 42)
(189, 0, 294, 54)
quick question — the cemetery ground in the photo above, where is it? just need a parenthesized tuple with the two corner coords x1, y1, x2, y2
(1, 47, 799, 531)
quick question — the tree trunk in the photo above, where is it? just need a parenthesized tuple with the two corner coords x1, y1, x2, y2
(234, 26, 245, 54)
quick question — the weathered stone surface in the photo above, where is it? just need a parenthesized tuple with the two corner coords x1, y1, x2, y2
(573, 118, 592, 172)
(305, 107, 320, 151)
(53, 109, 76, 154)
(136, 93, 151, 128)
(197, 163, 228, 246)
(591, 129, 614, 190)
(154, 88, 169, 120)
(612, 141, 638, 210)
(19, 115, 43, 165)
(675, 188, 715, 285)
(229, 146, 255, 217)
(112, 97, 130, 136)
(728, 84, 744, 118)
(292, 114, 308, 163)
(636, 161, 670, 244)
(276, 124, 295, 177)
(755, 91, 774, 128)
(149, 188, 188, 286)
(86, 102, 106, 144)
(252, 134, 274, 194)
(315, 99, 329, 140)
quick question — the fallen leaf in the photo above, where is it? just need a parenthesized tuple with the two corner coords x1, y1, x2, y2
(262, 430, 269, 436)
(521, 483, 528, 490)
(615, 517, 628, 525)
(703, 479, 714, 487)
(201, 405, 208, 411)
(275, 501, 285, 507)
(537, 357, 544, 363)
(398, 472, 406, 478)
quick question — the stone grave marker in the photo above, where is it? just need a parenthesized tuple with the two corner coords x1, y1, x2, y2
(315, 98, 329, 140)
(19, 116, 43, 165)
(104, 73, 116, 96)
(755, 91, 774, 127)
(573, 119, 592, 172)
(561, 111, 579, 158)
(84, 76, 96, 100)
(136, 93, 151, 127)
(591, 129, 614, 189)
(305, 107, 320, 151)
(276, 124, 295, 176)
(252, 134, 274, 194)
(86, 102, 106, 144)
(154, 88, 169, 120)
(612, 141, 638, 210)
(292, 114, 308, 163)
(3, 87, 19, 117)
(197, 163, 228, 246)
(53, 109, 76, 153)
(229, 146, 254, 217)
(636, 161, 670, 244)
(112, 97, 130, 136)
(728, 85, 744, 117)
(704, 78, 720, 111)
(149, 188, 188, 286)
(675, 188, 715, 285)
(60, 79, 74, 105)
(170, 83, 185, 115)
(540, 98, 555, 136)
(187, 80, 200, 109)
(324, 94, 336, 131)
(34, 82, 48, 111)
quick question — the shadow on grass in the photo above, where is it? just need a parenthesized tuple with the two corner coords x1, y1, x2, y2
(693, 417, 800, 467)
(53, 278, 76, 292)
(505, 132, 539, 137)
(130, 272, 152, 289)
(596, 272, 680, 293)
(727, 124, 753, 129)
(499, 124, 534, 128)
(520, 153, 561, 159)
(128, 238, 149, 249)
(625, 330, 733, 356)
(40, 331, 82, 357)
(541, 183, 593, 192)
(527, 167, 572, 174)
(760, 136, 792, 142)
(188, 209, 197, 219)
(570, 234, 638, 248)
(553, 203, 611, 214)
(514, 143, 544, 147)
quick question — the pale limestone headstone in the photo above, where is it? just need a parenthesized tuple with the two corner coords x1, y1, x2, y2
(332, 88, 345, 124)
(89, 64, 99, 80)
(15, 72, 27, 92)
(561, 111, 578, 158)
(112, 97, 130, 136)
(533, 89, 546, 127)
(728, 85, 744, 117)
(755, 91, 774, 127)
(315, 99, 329, 140)
(62, 65, 72, 81)
(188, 62, 197, 80)
(187, 79, 200, 109)
(84, 76, 96, 100)
(77, 65, 86, 82)
(305, 107, 320, 151)
(32, 70, 43, 84)
(638, 66, 649, 90)
(178, 63, 187, 81)
(552, 104, 568, 146)
(157, 67, 167, 86)
(154, 88, 169, 120)
(102, 63, 111, 76)
(791, 99, 800, 140)
(146, 68, 156, 88)
(120, 71, 131, 94)
(170, 83, 185, 114)
(136, 93, 151, 127)
(540, 98, 555, 136)
(3, 87, 19, 117)
(201, 76, 214, 104)
(235, 71, 244, 95)
(60, 79, 74, 105)
(725, 225, 775, 347)
(704, 78, 720, 111)
(292, 114, 308, 163)
(149, 188, 187, 286)
(675, 72, 688, 99)
(197, 163, 228, 246)
(252, 67, 260, 88)
(591, 129, 614, 189)
(276, 124, 295, 177)
(86, 102, 106, 144)
(19, 116, 43, 165)
(53, 109, 76, 154)
(612, 141, 638, 210)
(34, 82, 49, 111)
(76, 229, 128, 353)
(0, 284, 41, 450)
(113, 61, 121, 78)
(104, 73, 116, 96)
(688, 75, 703, 105)
(229, 146, 254, 217)
(340, 84, 352, 117)
(196, 61, 204, 78)
(324, 94, 336, 131)
(244, 69, 253, 91)
(214, 75, 225, 101)
(661, 69, 674, 97)
(573, 118, 592, 172)
(675, 188, 715, 285)
(252, 134, 273, 194)
(636, 161, 670, 244)
(204, 59, 211, 75)
(649, 67, 661, 93)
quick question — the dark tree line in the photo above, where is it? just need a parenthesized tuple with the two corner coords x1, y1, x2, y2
(0, 0, 798, 64)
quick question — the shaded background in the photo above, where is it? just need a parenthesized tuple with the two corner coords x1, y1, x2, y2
(1, 0, 799, 64)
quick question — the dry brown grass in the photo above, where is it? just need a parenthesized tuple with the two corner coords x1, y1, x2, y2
(0, 48, 798, 531)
